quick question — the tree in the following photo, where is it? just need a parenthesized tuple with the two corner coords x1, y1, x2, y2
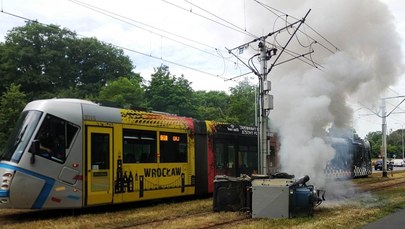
(69, 37, 139, 98)
(365, 130, 405, 159)
(0, 84, 27, 148)
(98, 76, 145, 109)
(0, 22, 76, 99)
(227, 79, 256, 125)
(145, 65, 195, 117)
(387, 129, 403, 158)
(366, 131, 382, 158)
(0, 21, 139, 101)
(193, 90, 230, 121)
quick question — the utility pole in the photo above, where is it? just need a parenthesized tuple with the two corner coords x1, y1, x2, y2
(226, 10, 311, 175)
(395, 123, 405, 160)
(396, 123, 405, 160)
(381, 99, 388, 177)
(258, 38, 271, 174)
(378, 95, 405, 177)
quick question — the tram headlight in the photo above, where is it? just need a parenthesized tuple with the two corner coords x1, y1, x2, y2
(1, 172, 14, 191)
(3, 173, 13, 178)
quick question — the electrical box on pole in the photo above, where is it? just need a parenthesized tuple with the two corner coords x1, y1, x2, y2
(264, 94, 274, 110)
(264, 80, 271, 91)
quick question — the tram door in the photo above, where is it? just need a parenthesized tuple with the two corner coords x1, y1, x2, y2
(86, 126, 113, 205)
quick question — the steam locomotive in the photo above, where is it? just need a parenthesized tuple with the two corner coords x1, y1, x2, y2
(325, 136, 372, 177)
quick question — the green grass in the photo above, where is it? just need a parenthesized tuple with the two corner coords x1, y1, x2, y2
(2, 172, 405, 228)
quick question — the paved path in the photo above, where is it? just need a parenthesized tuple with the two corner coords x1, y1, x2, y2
(362, 208, 405, 229)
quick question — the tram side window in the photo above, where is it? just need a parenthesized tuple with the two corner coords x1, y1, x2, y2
(239, 145, 258, 174)
(35, 114, 79, 163)
(91, 133, 110, 170)
(123, 129, 157, 163)
(159, 132, 187, 163)
(215, 143, 224, 168)
(227, 145, 235, 168)
(353, 145, 362, 167)
(239, 146, 248, 172)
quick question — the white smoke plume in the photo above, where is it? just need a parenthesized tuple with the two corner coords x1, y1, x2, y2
(248, 0, 404, 190)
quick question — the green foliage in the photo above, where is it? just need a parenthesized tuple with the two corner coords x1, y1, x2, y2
(193, 90, 230, 121)
(0, 84, 27, 148)
(367, 131, 383, 158)
(0, 22, 76, 99)
(145, 65, 196, 117)
(69, 37, 138, 98)
(227, 78, 256, 125)
(367, 130, 405, 159)
(98, 76, 145, 109)
(0, 21, 138, 101)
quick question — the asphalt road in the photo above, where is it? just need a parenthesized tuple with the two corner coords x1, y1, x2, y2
(362, 208, 405, 229)
(373, 165, 405, 173)
(364, 166, 405, 229)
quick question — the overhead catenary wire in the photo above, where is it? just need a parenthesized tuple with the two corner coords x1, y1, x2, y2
(386, 100, 405, 113)
(161, 0, 257, 39)
(2, 0, 340, 83)
(272, 30, 323, 69)
(70, 0, 327, 79)
(386, 98, 405, 117)
(272, 13, 323, 68)
(256, 2, 331, 69)
(225, 9, 325, 82)
(225, 10, 324, 72)
(162, 0, 321, 71)
(252, 0, 340, 54)
(66, 0, 253, 79)
(67, 0, 225, 60)
(0, 9, 230, 81)
(264, 9, 312, 75)
(183, 0, 257, 38)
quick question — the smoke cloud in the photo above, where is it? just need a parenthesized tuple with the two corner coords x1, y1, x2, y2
(248, 0, 404, 190)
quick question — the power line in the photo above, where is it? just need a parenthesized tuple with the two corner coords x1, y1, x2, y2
(114, 44, 229, 80)
(1, 0, 339, 83)
(386, 100, 405, 113)
(67, 0, 227, 60)
(164, 0, 319, 70)
(0, 9, 230, 81)
(161, 0, 256, 39)
(160, 0, 324, 71)
(66, 0, 255, 79)
(252, 0, 340, 54)
(183, 0, 257, 38)
(1, 8, 36, 22)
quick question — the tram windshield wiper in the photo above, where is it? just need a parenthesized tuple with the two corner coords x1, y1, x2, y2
(14, 125, 28, 147)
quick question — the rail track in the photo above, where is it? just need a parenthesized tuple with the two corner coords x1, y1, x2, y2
(1, 172, 405, 229)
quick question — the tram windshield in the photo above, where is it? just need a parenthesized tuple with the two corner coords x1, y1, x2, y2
(0, 110, 42, 163)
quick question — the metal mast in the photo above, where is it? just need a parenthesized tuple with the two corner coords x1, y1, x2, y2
(226, 10, 311, 174)
(379, 95, 405, 177)
(381, 98, 388, 177)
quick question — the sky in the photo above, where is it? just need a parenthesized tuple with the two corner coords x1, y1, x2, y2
(1, 0, 405, 195)
(0, 0, 405, 137)
(355, 0, 405, 138)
